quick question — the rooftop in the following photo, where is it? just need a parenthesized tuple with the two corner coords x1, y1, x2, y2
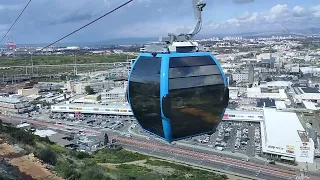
(34, 129, 57, 137)
(264, 81, 292, 87)
(105, 87, 126, 94)
(257, 99, 276, 108)
(53, 103, 130, 110)
(301, 87, 320, 94)
(0, 97, 22, 104)
(262, 108, 305, 155)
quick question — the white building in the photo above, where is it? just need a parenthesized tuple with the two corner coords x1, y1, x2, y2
(260, 81, 292, 89)
(260, 108, 315, 163)
(293, 87, 320, 103)
(222, 110, 263, 122)
(51, 103, 132, 116)
(67, 80, 125, 94)
(232, 73, 249, 83)
(247, 87, 287, 100)
(101, 87, 127, 104)
(17, 88, 39, 96)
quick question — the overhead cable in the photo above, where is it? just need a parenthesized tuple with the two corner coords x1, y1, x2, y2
(0, 0, 32, 43)
(39, 0, 134, 52)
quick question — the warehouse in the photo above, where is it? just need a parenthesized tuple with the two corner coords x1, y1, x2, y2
(260, 108, 315, 163)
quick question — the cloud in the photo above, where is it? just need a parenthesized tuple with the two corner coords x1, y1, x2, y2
(203, 4, 320, 34)
(0, 4, 21, 11)
(232, 0, 255, 4)
(47, 11, 98, 25)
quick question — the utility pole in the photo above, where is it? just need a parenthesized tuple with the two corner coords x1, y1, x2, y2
(73, 53, 77, 76)
(31, 55, 34, 75)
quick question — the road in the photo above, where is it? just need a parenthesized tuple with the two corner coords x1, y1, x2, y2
(114, 137, 298, 180)
(247, 126, 255, 157)
(123, 144, 258, 180)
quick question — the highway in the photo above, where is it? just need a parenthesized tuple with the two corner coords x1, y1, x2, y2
(1, 115, 318, 180)
(114, 136, 298, 180)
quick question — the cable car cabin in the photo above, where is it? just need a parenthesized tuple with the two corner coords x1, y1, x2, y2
(127, 51, 229, 143)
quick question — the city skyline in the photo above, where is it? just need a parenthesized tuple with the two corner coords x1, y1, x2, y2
(0, 0, 319, 44)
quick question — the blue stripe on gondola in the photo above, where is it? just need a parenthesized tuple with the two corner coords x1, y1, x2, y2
(160, 54, 172, 142)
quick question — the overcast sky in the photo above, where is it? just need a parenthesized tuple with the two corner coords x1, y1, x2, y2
(0, 0, 319, 44)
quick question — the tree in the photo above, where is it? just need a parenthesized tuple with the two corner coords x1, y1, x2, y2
(97, 95, 101, 101)
(264, 77, 272, 82)
(35, 147, 57, 165)
(84, 86, 94, 95)
(80, 165, 111, 180)
(55, 160, 80, 180)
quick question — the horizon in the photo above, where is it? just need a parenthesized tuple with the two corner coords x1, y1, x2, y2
(0, 0, 319, 44)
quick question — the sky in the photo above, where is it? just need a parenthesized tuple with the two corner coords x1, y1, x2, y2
(0, 0, 319, 44)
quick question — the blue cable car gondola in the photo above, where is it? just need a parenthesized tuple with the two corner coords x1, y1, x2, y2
(127, 0, 229, 143)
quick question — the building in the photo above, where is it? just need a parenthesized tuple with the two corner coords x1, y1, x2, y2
(247, 87, 287, 100)
(229, 87, 240, 99)
(51, 103, 132, 116)
(34, 83, 64, 92)
(222, 110, 263, 122)
(73, 95, 100, 104)
(293, 87, 320, 103)
(260, 81, 292, 90)
(69, 80, 126, 95)
(232, 73, 249, 83)
(17, 88, 39, 96)
(101, 87, 127, 104)
(0, 97, 33, 114)
(260, 108, 315, 163)
(248, 65, 254, 85)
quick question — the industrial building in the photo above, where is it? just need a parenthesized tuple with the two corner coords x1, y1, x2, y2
(0, 97, 33, 114)
(260, 108, 315, 163)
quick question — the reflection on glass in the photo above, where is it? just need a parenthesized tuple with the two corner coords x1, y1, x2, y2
(168, 56, 227, 139)
(169, 75, 224, 90)
(169, 56, 216, 68)
(129, 57, 164, 137)
(169, 85, 226, 139)
(169, 65, 221, 78)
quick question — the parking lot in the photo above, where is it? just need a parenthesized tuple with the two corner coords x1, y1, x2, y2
(50, 112, 134, 132)
(189, 121, 261, 157)
(49, 113, 263, 157)
(135, 120, 262, 157)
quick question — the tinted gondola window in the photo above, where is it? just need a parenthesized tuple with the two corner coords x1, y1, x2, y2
(168, 56, 226, 139)
(129, 56, 164, 137)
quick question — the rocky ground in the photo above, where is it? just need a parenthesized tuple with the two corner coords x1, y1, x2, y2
(0, 139, 62, 180)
